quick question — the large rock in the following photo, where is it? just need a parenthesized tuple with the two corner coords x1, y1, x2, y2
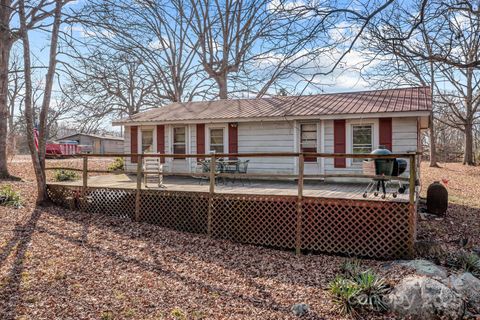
(397, 259, 448, 279)
(387, 275, 465, 319)
(444, 272, 480, 313)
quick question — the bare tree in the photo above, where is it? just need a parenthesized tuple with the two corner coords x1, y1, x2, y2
(20, 0, 67, 203)
(363, 0, 480, 165)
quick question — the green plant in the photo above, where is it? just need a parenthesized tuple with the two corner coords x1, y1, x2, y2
(354, 270, 390, 312)
(455, 251, 480, 277)
(329, 262, 391, 317)
(108, 157, 124, 172)
(53, 169, 78, 182)
(170, 307, 187, 320)
(100, 310, 114, 320)
(329, 276, 361, 316)
(0, 185, 23, 208)
(340, 259, 363, 279)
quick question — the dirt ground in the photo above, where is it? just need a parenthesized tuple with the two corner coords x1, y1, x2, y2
(0, 157, 478, 319)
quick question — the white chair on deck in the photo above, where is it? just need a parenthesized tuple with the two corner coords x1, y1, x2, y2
(143, 158, 164, 188)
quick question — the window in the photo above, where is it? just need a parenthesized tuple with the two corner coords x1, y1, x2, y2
(209, 128, 224, 154)
(300, 123, 317, 162)
(141, 130, 153, 153)
(352, 124, 373, 162)
(173, 127, 186, 157)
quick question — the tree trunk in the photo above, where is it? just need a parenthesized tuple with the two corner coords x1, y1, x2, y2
(464, 122, 475, 165)
(0, 35, 12, 178)
(217, 76, 228, 99)
(428, 114, 439, 167)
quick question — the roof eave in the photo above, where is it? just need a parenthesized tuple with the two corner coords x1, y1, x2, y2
(112, 110, 432, 126)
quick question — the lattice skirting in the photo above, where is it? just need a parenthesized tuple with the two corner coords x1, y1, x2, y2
(47, 185, 415, 259)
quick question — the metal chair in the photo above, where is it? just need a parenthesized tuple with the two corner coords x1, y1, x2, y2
(237, 160, 250, 185)
(143, 157, 164, 188)
(197, 159, 224, 185)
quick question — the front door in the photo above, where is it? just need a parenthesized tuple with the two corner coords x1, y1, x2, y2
(300, 123, 322, 175)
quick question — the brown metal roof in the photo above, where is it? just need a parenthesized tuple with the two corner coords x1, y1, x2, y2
(114, 86, 432, 124)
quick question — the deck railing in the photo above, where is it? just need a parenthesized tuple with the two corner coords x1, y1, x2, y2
(46, 153, 418, 257)
(45, 152, 417, 256)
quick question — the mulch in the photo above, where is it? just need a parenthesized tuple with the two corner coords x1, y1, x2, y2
(1, 157, 477, 319)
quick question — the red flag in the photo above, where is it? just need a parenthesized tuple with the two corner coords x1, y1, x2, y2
(34, 127, 39, 151)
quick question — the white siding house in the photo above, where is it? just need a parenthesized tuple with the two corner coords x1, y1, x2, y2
(115, 87, 431, 181)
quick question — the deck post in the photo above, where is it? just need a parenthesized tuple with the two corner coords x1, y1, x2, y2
(409, 154, 416, 205)
(295, 153, 304, 255)
(135, 155, 142, 222)
(207, 154, 216, 237)
(82, 155, 88, 197)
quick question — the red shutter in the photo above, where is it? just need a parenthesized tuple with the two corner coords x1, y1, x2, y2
(196, 124, 205, 160)
(156, 125, 165, 163)
(228, 123, 238, 159)
(130, 126, 138, 163)
(379, 117, 393, 151)
(334, 120, 346, 168)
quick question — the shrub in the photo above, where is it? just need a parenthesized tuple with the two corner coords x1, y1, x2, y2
(53, 169, 78, 182)
(108, 157, 124, 172)
(329, 276, 361, 317)
(449, 251, 480, 277)
(329, 261, 390, 317)
(0, 185, 23, 208)
(354, 270, 390, 312)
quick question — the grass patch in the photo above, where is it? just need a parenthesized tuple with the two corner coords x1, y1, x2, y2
(53, 169, 78, 182)
(0, 185, 23, 208)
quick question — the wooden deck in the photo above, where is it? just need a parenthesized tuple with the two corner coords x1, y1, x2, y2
(49, 174, 411, 202)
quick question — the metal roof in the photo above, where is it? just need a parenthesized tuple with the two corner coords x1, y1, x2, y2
(59, 133, 124, 141)
(113, 86, 432, 125)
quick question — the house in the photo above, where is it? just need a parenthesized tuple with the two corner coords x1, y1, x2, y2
(112, 86, 431, 180)
(59, 133, 124, 154)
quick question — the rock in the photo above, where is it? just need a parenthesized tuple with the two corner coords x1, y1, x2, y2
(397, 259, 448, 279)
(291, 303, 309, 317)
(444, 273, 480, 313)
(387, 275, 464, 320)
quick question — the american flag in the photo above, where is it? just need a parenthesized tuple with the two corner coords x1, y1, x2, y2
(33, 126, 39, 151)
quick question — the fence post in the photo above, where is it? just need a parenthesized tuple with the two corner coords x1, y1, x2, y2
(82, 155, 88, 197)
(295, 153, 304, 255)
(135, 155, 142, 222)
(207, 154, 216, 237)
(408, 154, 417, 257)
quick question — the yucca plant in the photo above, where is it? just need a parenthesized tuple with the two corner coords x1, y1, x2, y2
(340, 259, 363, 279)
(329, 276, 361, 316)
(354, 270, 390, 312)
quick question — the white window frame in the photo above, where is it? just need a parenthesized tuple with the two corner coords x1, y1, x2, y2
(137, 126, 157, 154)
(346, 119, 379, 167)
(171, 125, 188, 158)
(205, 124, 228, 154)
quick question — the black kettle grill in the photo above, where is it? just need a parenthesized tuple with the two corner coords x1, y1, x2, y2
(363, 147, 408, 199)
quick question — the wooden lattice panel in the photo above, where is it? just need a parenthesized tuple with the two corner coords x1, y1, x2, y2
(46, 185, 80, 208)
(47, 184, 415, 259)
(81, 187, 136, 220)
(211, 194, 297, 249)
(140, 190, 208, 234)
(301, 197, 414, 259)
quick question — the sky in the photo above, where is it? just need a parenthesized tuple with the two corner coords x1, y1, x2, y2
(13, 0, 415, 134)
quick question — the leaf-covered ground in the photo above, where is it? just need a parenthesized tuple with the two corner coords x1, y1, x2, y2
(0, 157, 478, 319)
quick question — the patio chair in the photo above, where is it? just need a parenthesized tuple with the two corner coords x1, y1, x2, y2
(197, 159, 224, 185)
(237, 160, 250, 185)
(143, 157, 164, 188)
